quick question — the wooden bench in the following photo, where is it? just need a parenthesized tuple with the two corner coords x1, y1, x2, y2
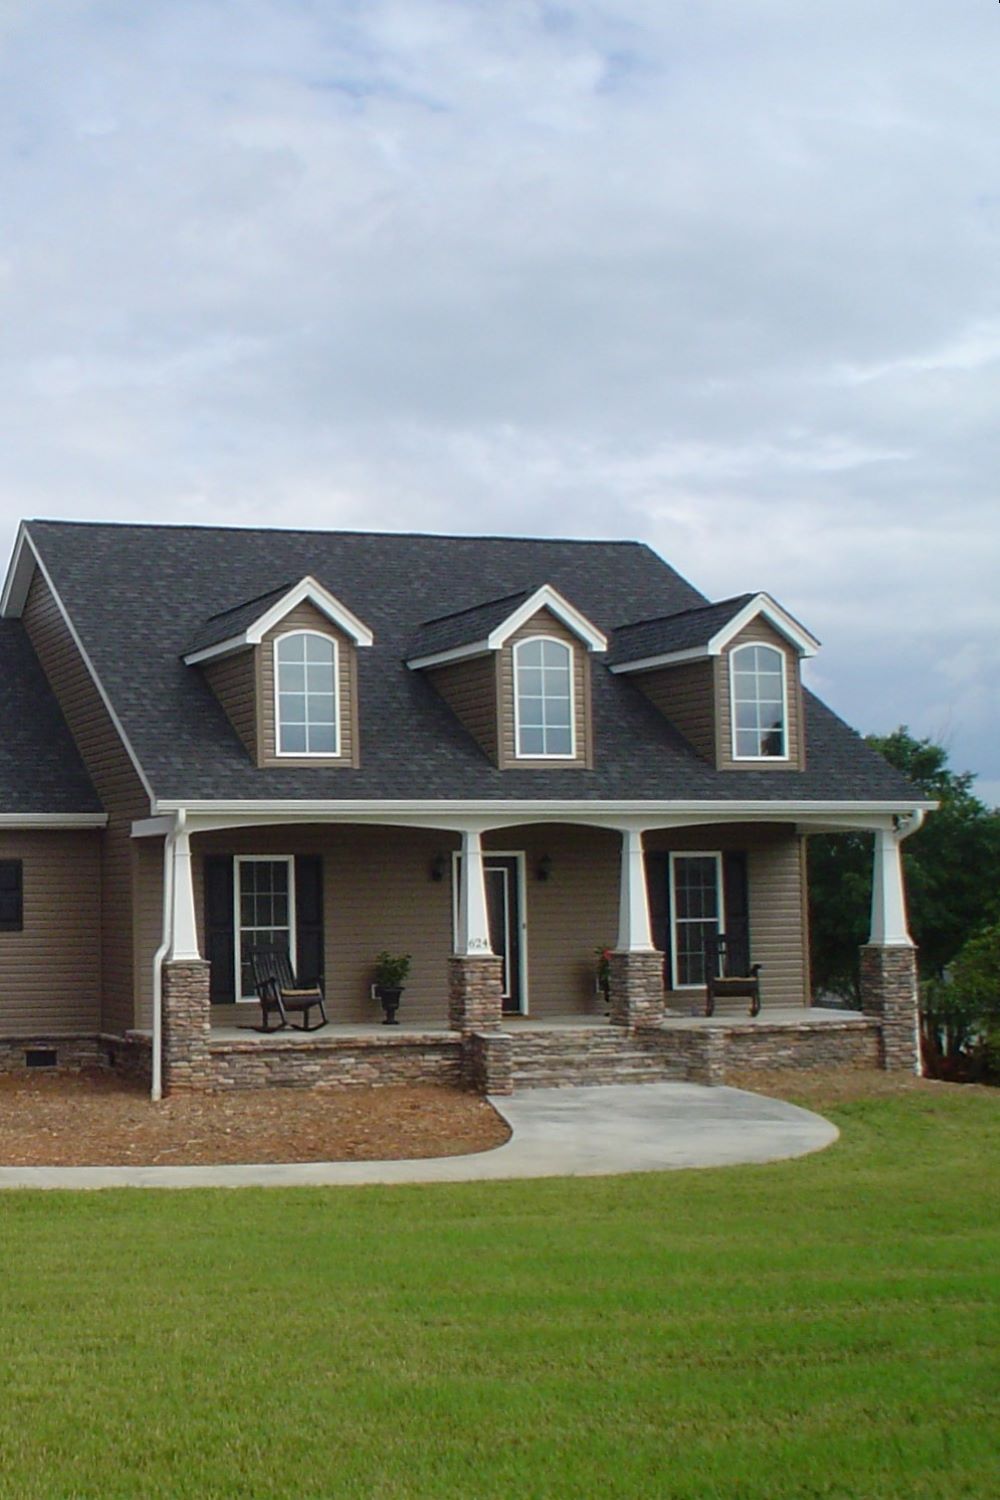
(703, 933, 762, 1017)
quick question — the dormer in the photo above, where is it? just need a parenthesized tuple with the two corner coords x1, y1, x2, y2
(609, 593, 819, 771)
(406, 584, 607, 769)
(183, 577, 374, 769)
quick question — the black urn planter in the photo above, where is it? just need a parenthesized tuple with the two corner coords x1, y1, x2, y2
(377, 986, 404, 1025)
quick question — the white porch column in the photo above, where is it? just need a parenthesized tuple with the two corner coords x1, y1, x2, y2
(616, 827, 654, 952)
(869, 825, 913, 946)
(167, 816, 202, 961)
(456, 828, 493, 956)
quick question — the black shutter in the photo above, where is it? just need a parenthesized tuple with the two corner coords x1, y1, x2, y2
(295, 856, 324, 987)
(204, 856, 235, 1003)
(644, 851, 672, 989)
(0, 860, 23, 932)
(723, 853, 750, 967)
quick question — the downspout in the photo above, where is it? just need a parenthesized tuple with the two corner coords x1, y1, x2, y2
(894, 807, 927, 1077)
(150, 814, 178, 1102)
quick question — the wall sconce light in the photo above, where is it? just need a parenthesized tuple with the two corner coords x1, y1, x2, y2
(430, 852, 448, 883)
(536, 854, 553, 882)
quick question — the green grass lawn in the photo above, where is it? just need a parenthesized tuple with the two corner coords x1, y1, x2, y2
(0, 1081, 997, 1499)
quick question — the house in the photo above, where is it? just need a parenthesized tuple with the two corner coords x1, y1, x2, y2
(0, 519, 932, 1097)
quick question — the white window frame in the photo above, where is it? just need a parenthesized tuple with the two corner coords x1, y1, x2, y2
(234, 855, 297, 1002)
(729, 642, 790, 762)
(668, 851, 725, 991)
(512, 635, 576, 760)
(450, 849, 530, 1014)
(273, 629, 340, 759)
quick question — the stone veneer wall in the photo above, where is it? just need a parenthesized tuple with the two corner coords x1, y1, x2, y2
(208, 1033, 464, 1091)
(859, 944, 920, 1072)
(448, 955, 504, 1032)
(0, 1035, 105, 1074)
(608, 950, 665, 1029)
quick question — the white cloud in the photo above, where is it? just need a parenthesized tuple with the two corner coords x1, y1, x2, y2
(0, 0, 996, 786)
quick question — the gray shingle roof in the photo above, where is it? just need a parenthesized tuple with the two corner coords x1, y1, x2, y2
(407, 590, 531, 660)
(20, 519, 919, 807)
(184, 582, 297, 656)
(0, 622, 102, 814)
(609, 596, 754, 666)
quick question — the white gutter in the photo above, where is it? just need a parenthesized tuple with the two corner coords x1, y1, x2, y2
(150, 814, 178, 1103)
(0, 813, 108, 828)
(151, 796, 937, 820)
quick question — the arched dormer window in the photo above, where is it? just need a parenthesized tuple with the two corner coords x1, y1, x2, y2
(274, 631, 339, 756)
(514, 636, 574, 758)
(731, 643, 787, 759)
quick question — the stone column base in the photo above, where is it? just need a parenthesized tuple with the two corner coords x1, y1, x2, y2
(162, 959, 212, 1093)
(448, 955, 504, 1033)
(859, 943, 920, 1073)
(608, 950, 665, 1029)
(462, 1031, 513, 1095)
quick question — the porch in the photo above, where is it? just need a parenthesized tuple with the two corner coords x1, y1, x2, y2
(140, 806, 921, 1095)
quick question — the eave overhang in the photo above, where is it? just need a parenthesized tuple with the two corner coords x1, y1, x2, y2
(610, 592, 820, 675)
(183, 575, 374, 666)
(406, 584, 607, 670)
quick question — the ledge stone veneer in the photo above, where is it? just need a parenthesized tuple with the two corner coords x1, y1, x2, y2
(608, 950, 666, 1029)
(859, 943, 920, 1072)
(161, 959, 213, 1093)
(208, 1031, 464, 1091)
(448, 955, 504, 1032)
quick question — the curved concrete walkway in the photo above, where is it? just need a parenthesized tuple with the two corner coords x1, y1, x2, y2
(0, 1083, 837, 1190)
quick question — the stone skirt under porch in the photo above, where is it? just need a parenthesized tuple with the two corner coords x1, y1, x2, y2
(194, 1006, 883, 1092)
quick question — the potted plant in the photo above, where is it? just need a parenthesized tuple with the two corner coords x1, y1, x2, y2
(374, 950, 411, 1026)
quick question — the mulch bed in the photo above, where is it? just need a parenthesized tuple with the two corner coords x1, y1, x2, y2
(0, 1071, 511, 1167)
(725, 1068, 991, 1106)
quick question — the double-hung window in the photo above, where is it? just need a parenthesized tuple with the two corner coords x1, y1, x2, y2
(513, 636, 574, 758)
(731, 643, 787, 759)
(275, 631, 338, 756)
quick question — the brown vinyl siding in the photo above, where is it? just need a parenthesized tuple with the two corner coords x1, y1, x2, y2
(498, 609, 592, 769)
(631, 658, 717, 762)
(203, 650, 258, 760)
(0, 832, 101, 1033)
(257, 601, 358, 767)
(426, 654, 499, 762)
(22, 569, 149, 1033)
(645, 823, 807, 1008)
(193, 825, 459, 1027)
(718, 617, 805, 770)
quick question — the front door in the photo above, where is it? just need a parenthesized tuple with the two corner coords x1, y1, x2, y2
(484, 856, 523, 1014)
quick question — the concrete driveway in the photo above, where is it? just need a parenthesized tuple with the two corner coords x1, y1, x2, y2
(0, 1082, 837, 1189)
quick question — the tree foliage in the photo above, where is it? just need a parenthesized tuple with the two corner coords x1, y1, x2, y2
(808, 728, 1000, 999)
(921, 920, 1000, 1082)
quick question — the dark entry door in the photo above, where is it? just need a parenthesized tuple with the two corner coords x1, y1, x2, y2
(484, 856, 523, 1014)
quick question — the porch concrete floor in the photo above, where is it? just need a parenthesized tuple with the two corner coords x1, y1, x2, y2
(204, 1005, 864, 1042)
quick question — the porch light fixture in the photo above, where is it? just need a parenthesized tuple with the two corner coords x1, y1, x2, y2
(430, 852, 448, 883)
(536, 853, 553, 882)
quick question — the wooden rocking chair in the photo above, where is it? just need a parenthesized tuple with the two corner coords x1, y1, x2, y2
(703, 933, 762, 1018)
(249, 946, 329, 1032)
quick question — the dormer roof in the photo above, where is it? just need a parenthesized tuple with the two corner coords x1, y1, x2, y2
(609, 592, 820, 674)
(182, 575, 374, 665)
(406, 583, 607, 670)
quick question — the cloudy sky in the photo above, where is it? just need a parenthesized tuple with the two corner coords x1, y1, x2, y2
(1, 1, 997, 802)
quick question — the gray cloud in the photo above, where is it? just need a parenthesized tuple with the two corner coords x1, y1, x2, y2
(0, 1, 997, 799)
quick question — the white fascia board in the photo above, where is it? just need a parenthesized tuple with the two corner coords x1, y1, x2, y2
(0, 813, 108, 828)
(486, 585, 608, 653)
(5, 534, 156, 810)
(0, 523, 36, 617)
(707, 593, 820, 657)
(609, 645, 708, 674)
(405, 640, 492, 671)
(153, 798, 937, 832)
(183, 576, 375, 666)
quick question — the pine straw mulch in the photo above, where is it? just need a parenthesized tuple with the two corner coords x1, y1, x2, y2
(0, 1071, 511, 1168)
(725, 1068, 995, 1107)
